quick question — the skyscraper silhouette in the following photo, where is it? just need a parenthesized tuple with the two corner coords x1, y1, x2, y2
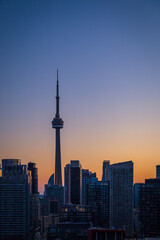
(52, 70, 64, 186)
(0, 159, 31, 239)
(64, 160, 82, 204)
(102, 160, 110, 182)
(106, 161, 133, 237)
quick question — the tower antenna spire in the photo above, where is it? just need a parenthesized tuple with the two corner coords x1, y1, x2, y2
(57, 69, 59, 96)
(56, 69, 60, 118)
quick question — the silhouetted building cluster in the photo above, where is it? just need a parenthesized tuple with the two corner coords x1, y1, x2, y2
(1, 74, 160, 240)
(43, 159, 134, 239)
(134, 177, 160, 238)
(0, 159, 40, 240)
(2, 158, 160, 240)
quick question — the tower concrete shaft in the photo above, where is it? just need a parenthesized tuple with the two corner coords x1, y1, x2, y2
(52, 70, 64, 186)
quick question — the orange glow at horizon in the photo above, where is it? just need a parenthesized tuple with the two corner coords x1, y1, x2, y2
(1, 115, 160, 195)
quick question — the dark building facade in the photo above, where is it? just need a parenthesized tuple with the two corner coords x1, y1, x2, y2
(28, 162, 38, 194)
(64, 160, 82, 205)
(87, 181, 110, 228)
(133, 183, 144, 209)
(28, 162, 40, 236)
(47, 222, 92, 240)
(156, 165, 160, 179)
(0, 159, 31, 240)
(70, 161, 82, 204)
(59, 204, 93, 223)
(88, 229, 125, 240)
(133, 183, 144, 237)
(106, 161, 133, 237)
(45, 184, 64, 206)
(139, 178, 160, 238)
(102, 160, 110, 182)
(82, 169, 97, 205)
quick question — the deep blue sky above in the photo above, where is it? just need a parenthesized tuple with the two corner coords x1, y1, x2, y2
(1, 0, 160, 191)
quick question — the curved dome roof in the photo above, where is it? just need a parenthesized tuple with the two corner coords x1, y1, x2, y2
(48, 173, 54, 185)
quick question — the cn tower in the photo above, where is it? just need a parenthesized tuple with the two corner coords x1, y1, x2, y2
(52, 70, 64, 186)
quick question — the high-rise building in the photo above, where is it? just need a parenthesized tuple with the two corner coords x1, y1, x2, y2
(106, 161, 133, 237)
(0, 159, 31, 240)
(64, 163, 71, 204)
(87, 181, 110, 228)
(82, 169, 97, 205)
(133, 183, 144, 237)
(102, 160, 110, 182)
(133, 183, 144, 209)
(52, 70, 64, 186)
(64, 160, 82, 205)
(156, 165, 160, 179)
(139, 178, 160, 238)
(28, 162, 38, 194)
(2, 158, 21, 176)
(28, 162, 40, 235)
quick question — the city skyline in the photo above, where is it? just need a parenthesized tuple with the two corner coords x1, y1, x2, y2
(1, 1, 160, 193)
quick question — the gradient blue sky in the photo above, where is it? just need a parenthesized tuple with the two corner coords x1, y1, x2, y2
(1, 0, 160, 192)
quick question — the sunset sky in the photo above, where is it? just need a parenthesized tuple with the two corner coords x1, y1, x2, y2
(1, 0, 160, 193)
